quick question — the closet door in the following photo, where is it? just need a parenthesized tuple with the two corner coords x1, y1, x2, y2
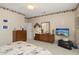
(75, 17, 79, 48)
(25, 23, 33, 40)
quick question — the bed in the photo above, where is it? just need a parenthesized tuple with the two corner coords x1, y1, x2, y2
(0, 41, 52, 55)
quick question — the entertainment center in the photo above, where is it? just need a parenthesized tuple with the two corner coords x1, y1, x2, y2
(56, 28, 78, 50)
(56, 28, 71, 49)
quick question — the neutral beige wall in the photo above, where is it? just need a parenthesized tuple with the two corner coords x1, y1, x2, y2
(0, 8, 27, 46)
(28, 11, 75, 42)
(75, 7, 79, 17)
(75, 6, 79, 45)
(0, 7, 77, 45)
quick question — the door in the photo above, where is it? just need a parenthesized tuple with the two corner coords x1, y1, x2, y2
(25, 23, 33, 41)
(75, 17, 79, 48)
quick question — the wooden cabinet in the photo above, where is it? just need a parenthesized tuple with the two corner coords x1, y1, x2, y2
(34, 34, 55, 43)
(13, 30, 27, 42)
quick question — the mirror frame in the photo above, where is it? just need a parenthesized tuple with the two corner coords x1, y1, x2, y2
(41, 22, 50, 33)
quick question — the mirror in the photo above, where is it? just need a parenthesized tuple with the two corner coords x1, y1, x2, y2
(41, 22, 50, 33)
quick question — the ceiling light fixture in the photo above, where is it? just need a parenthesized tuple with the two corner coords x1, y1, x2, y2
(27, 5, 35, 10)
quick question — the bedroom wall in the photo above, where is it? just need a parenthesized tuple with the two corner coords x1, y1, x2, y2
(28, 11, 75, 42)
(75, 6, 79, 17)
(0, 8, 28, 46)
(74, 6, 79, 46)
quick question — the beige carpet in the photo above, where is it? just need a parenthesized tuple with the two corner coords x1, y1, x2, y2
(27, 39, 79, 55)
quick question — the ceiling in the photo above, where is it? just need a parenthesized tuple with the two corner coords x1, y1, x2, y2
(0, 3, 78, 18)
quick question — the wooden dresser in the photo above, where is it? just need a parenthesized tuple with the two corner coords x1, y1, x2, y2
(34, 33, 55, 43)
(13, 30, 27, 42)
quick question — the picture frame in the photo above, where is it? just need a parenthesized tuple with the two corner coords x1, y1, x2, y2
(3, 25, 8, 29)
(3, 19, 8, 22)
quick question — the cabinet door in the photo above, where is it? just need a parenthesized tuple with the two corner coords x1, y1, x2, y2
(16, 31, 26, 41)
(48, 35, 54, 43)
(39, 34, 46, 41)
(34, 34, 40, 40)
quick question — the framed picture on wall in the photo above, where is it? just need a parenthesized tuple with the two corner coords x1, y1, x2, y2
(3, 19, 8, 22)
(3, 25, 8, 29)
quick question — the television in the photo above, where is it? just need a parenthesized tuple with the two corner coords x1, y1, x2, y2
(56, 28, 69, 37)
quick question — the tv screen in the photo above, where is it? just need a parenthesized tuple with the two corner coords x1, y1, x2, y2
(56, 28, 69, 37)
